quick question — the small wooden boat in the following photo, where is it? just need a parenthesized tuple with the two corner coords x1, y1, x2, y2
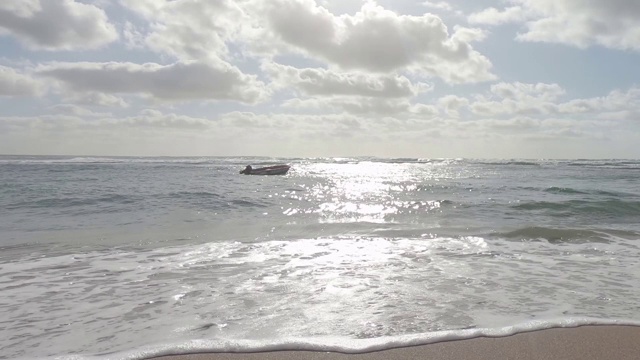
(240, 164, 290, 175)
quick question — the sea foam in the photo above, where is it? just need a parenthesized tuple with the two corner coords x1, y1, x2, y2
(55, 318, 640, 360)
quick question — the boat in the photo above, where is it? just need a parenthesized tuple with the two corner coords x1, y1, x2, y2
(240, 164, 290, 175)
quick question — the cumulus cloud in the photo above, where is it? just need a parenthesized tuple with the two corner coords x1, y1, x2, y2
(64, 92, 129, 108)
(468, 6, 527, 25)
(438, 95, 469, 117)
(469, 0, 640, 50)
(468, 82, 566, 116)
(0, 65, 44, 96)
(36, 60, 269, 104)
(0, 0, 118, 50)
(218, 111, 388, 144)
(422, 1, 454, 12)
(262, 61, 436, 116)
(558, 88, 640, 114)
(463, 83, 640, 123)
(263, 62, 431, 98)
(118, 0, 494, 83)
(114, 112, 214, 130)
(258, 0, 494, 83)
(282, 97, 437, 116)
(490, 82, 565, 101)
(49, 104, 111, 117)
(120, 0, 242, 60)
(0, 111, 218, 144)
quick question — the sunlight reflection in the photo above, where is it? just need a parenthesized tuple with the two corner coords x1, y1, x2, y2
(289, 161, 462, 224)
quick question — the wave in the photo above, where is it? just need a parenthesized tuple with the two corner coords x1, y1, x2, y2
(373, 158, 462, 164)
(543, 186, 588, 195)
(0, 156, 465, 166)
(543, 187, 632, 197)
(564, 160, 640, 169)
(478, 160, 541, 166)
(165, 191, 222, 199)
(227, 199, 270, 208)
(70, 318, 640, 360)
(5, 194, 139, 210)
(517, 186, 634, 197)
(491, 226, 639, 243)
(511, 200, 640, 217)
(160, 191, 271, 211)
(0, 156, 224, 165)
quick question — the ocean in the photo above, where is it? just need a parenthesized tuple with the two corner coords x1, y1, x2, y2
(1, 156, 640, 359)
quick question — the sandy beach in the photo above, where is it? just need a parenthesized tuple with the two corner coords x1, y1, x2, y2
(150, 326, 640, 360)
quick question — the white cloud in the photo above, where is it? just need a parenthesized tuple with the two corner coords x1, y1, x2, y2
(263, 61, 435, 116)
(469, 0, 640, 50)
(264, 62, 431, 98)
(422, 1, 454, 12)
(253, 0, 495, 83)
(36, 60, 269, 104)
(438, 95, 469, 117)
(464, 83, 640, 124)
(469, 82, 566, 116)
(114, 112, 214, 130)
(118, 0, 494, 83)
(2, 93, 639, 158)
(468, 6, 527, 25)
(49, 104, 111, 117)
(421, 1, 464, 17)
(0, 65, 44, 96)
(490, 82, 565, 101)
(558, 88, 640, 114)
(64, 92, 129, 108)
(282, 97, 436, 116)
(122, 22, 146, 50)
(120, 0, 242, 60)
(0, 0, 118, 50)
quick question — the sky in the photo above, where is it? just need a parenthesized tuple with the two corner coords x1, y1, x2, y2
(1, 0, 640, 158)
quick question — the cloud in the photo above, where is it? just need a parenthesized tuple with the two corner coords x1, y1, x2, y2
(263, 61, 435, 116)
(558, 88, 640, 114)
(49, 104, 111, 117)
(489, 82, 565, 101)
(283, 97, 412, 117)
(0, 65, 44, 96)
(421, 1, 464, 17)
(0, 0, 118, 50)
(438, 95, 469, 117)
(282, 97, 437, 116)
(422, 1, 454, 12)
(64, 92, 129, 108)
(118, 0, 494, 83)
(0, 111, 217, 139)
(464, 83, 640, 123)
(469, 0, 640, 50)
(120, 0, 242, 60)
(469, 6, 527, 25)
(469, 82, 566, 116)
(253, 0, 495, 83)
(114, 112, 214, 130)
(2, 94, 639, 158)
(263, 62, 431, 98)
(468, 6, 527, 25)
(36, 60, 269, 104)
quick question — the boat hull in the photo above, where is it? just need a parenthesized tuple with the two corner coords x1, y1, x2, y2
(241, 165, 290, 175)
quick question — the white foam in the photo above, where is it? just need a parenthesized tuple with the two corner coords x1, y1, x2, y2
(51, 318, 640, 360)
(5, 236, 640, 359)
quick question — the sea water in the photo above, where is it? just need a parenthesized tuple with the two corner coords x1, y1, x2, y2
(1, 156, 640, 359)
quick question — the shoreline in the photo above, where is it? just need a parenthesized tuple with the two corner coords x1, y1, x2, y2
(147, 325, 640, 360)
